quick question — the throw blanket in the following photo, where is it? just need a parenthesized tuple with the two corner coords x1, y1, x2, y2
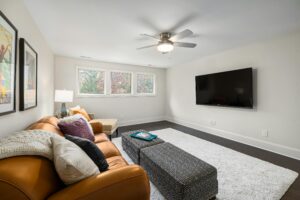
(0, 130, 99, 185)
(0, 130, 57, 160)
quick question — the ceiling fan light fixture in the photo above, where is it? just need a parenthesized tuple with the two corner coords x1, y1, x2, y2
(138, 29, 196, 52)
(157, 42, 174, 53)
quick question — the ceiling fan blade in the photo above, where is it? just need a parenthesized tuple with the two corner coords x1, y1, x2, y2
(170, 29, 193, 41)
(168, 13, 197, 32)
(174, 42, 197, 48)
(137, 44, 157, 50)
(140, 34, 160, 40)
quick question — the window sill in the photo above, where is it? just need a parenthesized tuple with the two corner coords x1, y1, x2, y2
(76, 94, 156, 98)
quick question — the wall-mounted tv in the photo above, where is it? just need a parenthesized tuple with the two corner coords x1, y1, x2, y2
(195, 68, 253, 108)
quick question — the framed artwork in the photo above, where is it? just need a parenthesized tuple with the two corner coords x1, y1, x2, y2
(0, 11, 17, 115)
(19, 38, 38, 110)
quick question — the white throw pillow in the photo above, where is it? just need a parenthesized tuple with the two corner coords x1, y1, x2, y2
(51, 136, 99, 185)
(0, 130, 58, 160)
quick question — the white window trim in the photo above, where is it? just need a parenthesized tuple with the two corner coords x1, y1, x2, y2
(75, 66, 157, 98)
(135, 72, 156, 96)
(76, 66, 107, 97)
(109, 70, 134, 96)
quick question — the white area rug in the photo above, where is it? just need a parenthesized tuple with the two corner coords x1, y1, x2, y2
(112, 128, 298, 200)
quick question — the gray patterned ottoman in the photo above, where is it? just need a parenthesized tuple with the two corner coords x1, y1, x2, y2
(121, 130, 164, 164)
(140, 142, 218, 200)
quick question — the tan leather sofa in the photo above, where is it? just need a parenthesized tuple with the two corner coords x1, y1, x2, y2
(0, 116, 150, 200)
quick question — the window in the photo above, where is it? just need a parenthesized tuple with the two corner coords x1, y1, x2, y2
(76, 66, 156, 97)
(110, 71, 132, 95)
(77, 67, 105, 95)
(136, 73, 155, 95)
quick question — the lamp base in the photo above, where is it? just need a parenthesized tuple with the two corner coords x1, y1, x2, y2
(60, 102, 68, 118)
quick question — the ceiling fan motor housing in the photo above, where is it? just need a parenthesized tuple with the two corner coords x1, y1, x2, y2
(160, 32, 172, 41)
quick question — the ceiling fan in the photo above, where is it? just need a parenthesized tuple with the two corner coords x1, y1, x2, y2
(137, 29, 197, 53)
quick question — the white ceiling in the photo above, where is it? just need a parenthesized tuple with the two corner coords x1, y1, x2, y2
(24, 0, 300, 68)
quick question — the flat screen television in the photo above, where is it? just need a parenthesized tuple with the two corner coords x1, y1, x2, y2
(195, 68, 253, 108)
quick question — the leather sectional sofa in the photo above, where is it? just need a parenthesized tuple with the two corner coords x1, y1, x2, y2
(0, 116, 150, 200)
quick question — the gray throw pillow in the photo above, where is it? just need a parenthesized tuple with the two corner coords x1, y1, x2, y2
(51, 137, 99, 185)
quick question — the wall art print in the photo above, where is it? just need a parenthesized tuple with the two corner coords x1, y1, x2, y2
(0, 11, 17, 115)
(19, 38, 38, 110)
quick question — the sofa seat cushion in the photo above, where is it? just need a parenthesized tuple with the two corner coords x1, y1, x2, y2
(90, 119, 118, 135)
(96, 141, 121, 158)
(106, 156, 128, 170)
(27, 122, 64, 136)
(94, 133, 109, 143)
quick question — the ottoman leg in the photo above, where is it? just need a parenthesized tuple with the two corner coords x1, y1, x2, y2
(109, 135, 112, 141)
(116, 128, 119, 137)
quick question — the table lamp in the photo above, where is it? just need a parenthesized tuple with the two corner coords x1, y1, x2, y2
(54, 90, 73, 118)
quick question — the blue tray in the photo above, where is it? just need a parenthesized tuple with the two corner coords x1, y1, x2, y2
(130, 131, 157, 141)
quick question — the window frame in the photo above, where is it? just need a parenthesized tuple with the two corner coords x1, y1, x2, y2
(76, 66, 107, 97)
(109, 70, 134, 96)
(135, 72, 156, 96)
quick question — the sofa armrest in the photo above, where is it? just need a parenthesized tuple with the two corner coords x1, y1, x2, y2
(48, 165, 150, 200)
(89, 120, 103, 134)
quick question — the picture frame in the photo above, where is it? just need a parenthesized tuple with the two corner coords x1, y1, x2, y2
(0, 11, 17, 115)
(19, 38, 38, 111)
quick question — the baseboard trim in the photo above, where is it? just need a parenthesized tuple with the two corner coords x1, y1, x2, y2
(166, 116, 300, 160)
(119, 116, 166, 127)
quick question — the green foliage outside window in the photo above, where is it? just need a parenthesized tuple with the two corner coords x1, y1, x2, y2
(78, 69, 104, 94)
(137, 73, 154, 94)
(111, 72, 132, 94)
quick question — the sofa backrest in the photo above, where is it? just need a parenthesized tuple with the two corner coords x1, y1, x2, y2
(27, 116, 64, 136)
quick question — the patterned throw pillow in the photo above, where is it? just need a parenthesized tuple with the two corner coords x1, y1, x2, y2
(51, 137, 99, 185)
(58, 115, 95, 141)
(65, 134, 109, 172)
(59, 114, 93, 133)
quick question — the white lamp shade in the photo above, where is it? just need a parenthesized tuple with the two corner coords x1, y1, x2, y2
(55, 90, 73, 102)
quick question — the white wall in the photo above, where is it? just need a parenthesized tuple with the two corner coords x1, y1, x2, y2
(0, 0, 54, 136)
(166, 31, 300, 159)
(54, 56, 166, 126)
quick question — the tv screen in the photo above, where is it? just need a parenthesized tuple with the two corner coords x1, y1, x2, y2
(195, 68, 253, 108)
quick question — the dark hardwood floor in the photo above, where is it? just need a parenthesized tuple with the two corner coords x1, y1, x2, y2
(116, 121, 300, 200)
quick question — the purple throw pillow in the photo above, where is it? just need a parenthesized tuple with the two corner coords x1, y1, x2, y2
(58, 118, 95, 141)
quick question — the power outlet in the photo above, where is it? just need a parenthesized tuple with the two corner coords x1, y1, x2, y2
(261, 129, 269, 137)
(210, 120, 217, 126)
